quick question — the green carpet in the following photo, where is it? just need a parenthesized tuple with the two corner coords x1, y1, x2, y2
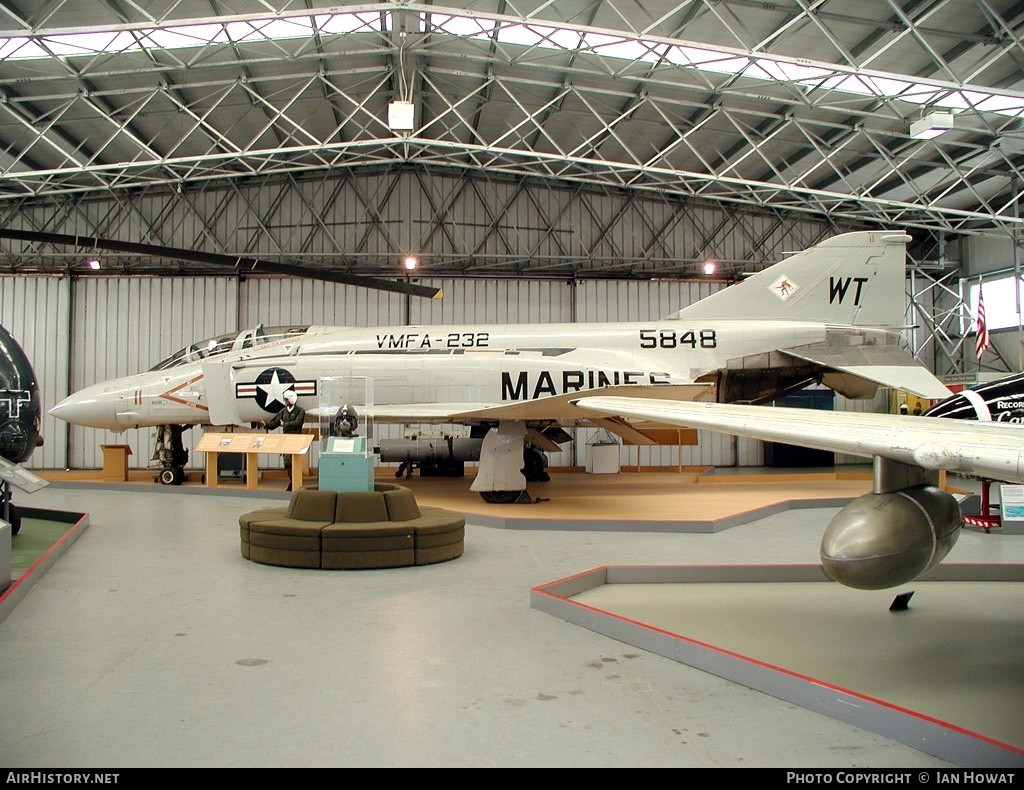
(11, 517, 75, 574)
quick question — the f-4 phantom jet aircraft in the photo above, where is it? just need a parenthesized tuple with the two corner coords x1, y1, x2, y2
(50, 230, 951, 502)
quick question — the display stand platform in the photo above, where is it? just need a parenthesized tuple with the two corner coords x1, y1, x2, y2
(100, 444, 132, 482)
(319, 436, 374, 492)
(196, 432, 313, 491)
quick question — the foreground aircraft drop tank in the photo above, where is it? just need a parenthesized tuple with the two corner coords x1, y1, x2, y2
(378, 437, 483, 472)
(819, 485, 962, 590)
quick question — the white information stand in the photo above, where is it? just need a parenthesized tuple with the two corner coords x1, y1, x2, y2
(998, 484, 1024, 535)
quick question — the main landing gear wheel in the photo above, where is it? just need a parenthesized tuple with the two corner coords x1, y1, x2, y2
(522, 447, 550, 482)
(480, 490, 538, 504)
(8, 502, 20, 536)
(158, 466, 185, 486)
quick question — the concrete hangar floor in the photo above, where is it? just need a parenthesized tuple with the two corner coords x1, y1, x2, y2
(0, 466, 1021, 768)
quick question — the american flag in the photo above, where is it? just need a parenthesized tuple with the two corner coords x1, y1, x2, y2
(975, 280, 991, 362)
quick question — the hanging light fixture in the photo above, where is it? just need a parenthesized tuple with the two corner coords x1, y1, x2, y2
(910, 111, 954, 140)
(388, 30, 415, 133)
(388, 100, 415, 132)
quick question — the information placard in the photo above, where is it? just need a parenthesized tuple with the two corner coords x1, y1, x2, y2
(999, 484, 1024, 525)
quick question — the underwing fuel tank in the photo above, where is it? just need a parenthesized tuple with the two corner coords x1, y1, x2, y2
(378, 437, 483, 466)
(819, 485, 962, 590)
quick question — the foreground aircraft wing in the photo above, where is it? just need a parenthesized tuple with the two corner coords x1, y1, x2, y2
(573, 396, 1024, 483)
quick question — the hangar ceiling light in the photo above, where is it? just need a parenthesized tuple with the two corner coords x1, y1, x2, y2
(388, 101, 416, 132)
(910, 111, 955, 140)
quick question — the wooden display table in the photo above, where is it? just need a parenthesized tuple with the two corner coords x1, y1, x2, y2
(196, 432, 313, 491)
(100, 444, 133, 482)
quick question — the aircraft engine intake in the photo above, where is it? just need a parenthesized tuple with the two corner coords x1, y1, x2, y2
(0, 418, 38, 465)
(819, 485, 962, 590)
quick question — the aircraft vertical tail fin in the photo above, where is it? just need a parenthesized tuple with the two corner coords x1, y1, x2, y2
(671, 231, 911, 327)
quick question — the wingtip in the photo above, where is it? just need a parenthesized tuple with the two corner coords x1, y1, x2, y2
(433, 288, 443, 299)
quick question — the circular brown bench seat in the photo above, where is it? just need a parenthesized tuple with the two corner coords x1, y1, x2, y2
(239, 483, 464, 570)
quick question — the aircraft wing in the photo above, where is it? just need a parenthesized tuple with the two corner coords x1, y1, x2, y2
(309, 384, 709, 425)
(306, 384, 711, 445)
(573, 396, 1024, 483)
(446, 384, 710, 421)
(782, 343, 953, 400)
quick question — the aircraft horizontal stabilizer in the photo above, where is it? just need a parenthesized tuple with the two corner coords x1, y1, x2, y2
(784, 344, 952, 400)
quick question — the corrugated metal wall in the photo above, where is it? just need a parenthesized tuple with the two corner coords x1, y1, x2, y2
(66, 277, 238, 471)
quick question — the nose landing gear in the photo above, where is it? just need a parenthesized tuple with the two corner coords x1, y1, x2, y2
(152, 424, 190, 485)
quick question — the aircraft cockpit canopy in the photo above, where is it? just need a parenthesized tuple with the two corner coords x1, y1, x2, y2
(149, 325, 311, 371)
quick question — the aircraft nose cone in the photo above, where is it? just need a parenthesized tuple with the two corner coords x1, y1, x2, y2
(50, 391, 118, 430)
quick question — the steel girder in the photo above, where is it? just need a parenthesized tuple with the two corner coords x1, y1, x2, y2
(0, 0, 1014, 274)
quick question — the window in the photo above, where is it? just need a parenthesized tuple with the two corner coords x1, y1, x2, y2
(966, 275, 1024, 333)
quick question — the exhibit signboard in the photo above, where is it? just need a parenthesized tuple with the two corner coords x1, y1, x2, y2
(998, 484, 1024, 535)
(196, 432, 314, 491)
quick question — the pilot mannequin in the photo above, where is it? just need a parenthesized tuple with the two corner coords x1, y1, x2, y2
(263, 390, 305, 489)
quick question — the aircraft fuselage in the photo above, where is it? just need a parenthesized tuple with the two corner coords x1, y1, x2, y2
(51, 319, 836, 431)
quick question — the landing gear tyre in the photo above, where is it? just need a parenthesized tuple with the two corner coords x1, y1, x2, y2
(159, 466, 185, 486)
(480, 490, 527, 504)
(8, 502, 20, 536)
(522, 448, 549, 482)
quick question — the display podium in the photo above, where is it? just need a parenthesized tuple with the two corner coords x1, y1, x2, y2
(319, 436, 375, 492)
(100, 444, 133, 482)
(586, 430, 621, 474)
(196, 432, 313, 491)
(586, 443, 621, 474)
